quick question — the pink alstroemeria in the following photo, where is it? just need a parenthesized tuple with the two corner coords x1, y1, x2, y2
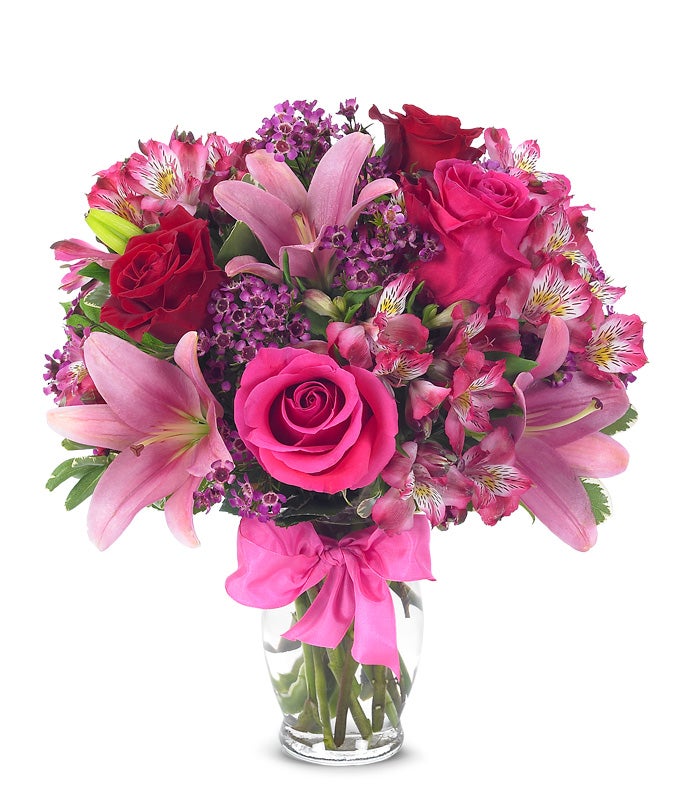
(125, 136, 210, 215)
(503, 316, 631, 550)
(445, 350, 515, 454)
(372, 441, 468, 531)
(580, 313, 647, 381)
(447, 428, 532, 525)
(46, 332, 232, 550)
(213, 132, 398, 285)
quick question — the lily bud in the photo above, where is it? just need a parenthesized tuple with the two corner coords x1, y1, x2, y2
(303, 289, 342, 319)
(85, 209, 143, 255)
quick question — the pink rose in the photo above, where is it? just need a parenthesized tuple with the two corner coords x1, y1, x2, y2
(234, 347, 398, 493)
(404, 159, 540, 306)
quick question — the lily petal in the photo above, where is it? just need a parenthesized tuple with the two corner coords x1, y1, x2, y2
(516, 436, 597, 551)
(47, 404, 140, 451)
(213, 179, 299, 264)
(532, 315, 570, 379)
(557, 432, 629, 478)
(343, 177, 399, 230)
(87, 441, 192, 550)
(164, 477, 201, 547)
(307, 132, 373, 231)
(244, 150, 308, 212)
(225, 255, 283, 283)
(84, 333, 201, 432)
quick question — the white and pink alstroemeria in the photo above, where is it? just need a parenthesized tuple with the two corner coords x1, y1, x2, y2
(581, 313, 647, 380)
(496, 261, 592, 326)
(446, 427, 532, 525)
(444, 350, 515, 454)
(501, 316, 631, 550)
(87, 161, 149, 228)
(213, 132, 398, 285)
(125, 136, 210, 215)
(51, 238, 119, 292)
(327, 274, 433, 381)
(483, 127, 570, 209)
(46, 332, 232, 550)
(372, 441, 468, 532)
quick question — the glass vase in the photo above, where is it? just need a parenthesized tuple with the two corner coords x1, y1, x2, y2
(262, 581, 423, 765)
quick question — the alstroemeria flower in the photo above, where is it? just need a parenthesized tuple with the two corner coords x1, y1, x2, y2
(46, 332, 232, 550)
(372, 441, 469, 531)
(52, 238, 119, 292)
(447, 428, 532, 525)
(502, 316, 631, 550)
(213, 132, 398, 285)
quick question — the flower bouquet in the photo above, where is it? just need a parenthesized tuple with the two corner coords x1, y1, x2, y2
(44, 99, 646, 765)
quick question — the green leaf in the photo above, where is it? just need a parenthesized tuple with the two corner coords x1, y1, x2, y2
(582, 479, 611, 525)
(85, 208, 142, 254)
(62, 439, 93, 451)
(601, 405, 638, 436)
(46, 455, 111, 492)
(139, 333, 176, 359)
(79, 283, 111, 324)
(65, 314, 91, 329)
(485, 352, 539, 378)
(216, 221, 268, 267)
(77, 261, 111, 284)
(65, 467, 106, 510)
(405, 280, 425, 314)
(343, 286, 382, 305)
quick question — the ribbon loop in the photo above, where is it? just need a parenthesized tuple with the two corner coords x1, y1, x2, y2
(226, 515, 434, 676)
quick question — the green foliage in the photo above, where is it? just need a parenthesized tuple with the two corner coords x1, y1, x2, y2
(582, 479, 611, 525)
(216, 221, 268, 267)
(46, 454, 114, 511)
(601, 405, 638, 436)
(76, 262, 111, 284)
(486, 351, 539, 378)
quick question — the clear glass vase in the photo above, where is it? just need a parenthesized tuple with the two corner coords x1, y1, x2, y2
(262, 581, 423, 765)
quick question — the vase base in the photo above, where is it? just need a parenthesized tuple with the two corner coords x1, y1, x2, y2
(279, 722, 403, 766)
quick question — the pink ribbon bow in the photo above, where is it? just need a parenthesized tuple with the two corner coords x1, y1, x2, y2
(226, 515, 434, 676)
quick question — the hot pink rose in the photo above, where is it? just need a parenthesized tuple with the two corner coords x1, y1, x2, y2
(404, 159, 540, 306)
(234, 347, 398, 493)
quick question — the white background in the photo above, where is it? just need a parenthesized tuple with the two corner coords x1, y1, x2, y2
(2, 2, 677, 792)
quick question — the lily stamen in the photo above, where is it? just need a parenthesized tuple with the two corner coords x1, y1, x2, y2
(527, 398, 603, 433)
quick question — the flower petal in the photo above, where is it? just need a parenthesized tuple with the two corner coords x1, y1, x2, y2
(46, 404, 140, 450)
(343, 177, 398, 230)
(164, 477, 201, 547)
(307, 132, 373, 231)
(213, 179, 298, 265)
(84, 333, 201, 432)
(244, 150, 308, 212)
(87, 441, 192, 550)
(516, 436, 597, 551)
(557, 432, 629, 478)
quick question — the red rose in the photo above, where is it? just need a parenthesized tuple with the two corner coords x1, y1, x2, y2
(368, 104, 484, 173)
(101, 206, 224, 343)
(404, 159, 540, 306)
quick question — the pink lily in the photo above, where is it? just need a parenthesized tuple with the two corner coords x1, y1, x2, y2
(502, 316, 631, 550)
(46, 332, 232, 550)
(213, 132, 398, 285)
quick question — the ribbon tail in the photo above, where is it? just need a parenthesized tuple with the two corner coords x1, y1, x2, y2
(348, 558, 401, 677)
(283, 567, 354, 651)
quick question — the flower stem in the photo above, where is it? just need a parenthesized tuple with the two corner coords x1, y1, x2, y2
(326, 645, 373, 740)
(294, 596, 317, 706)
(311, 645, 335, 749)
(333, 642, 359, 747)
(371, 665, 387, 731)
